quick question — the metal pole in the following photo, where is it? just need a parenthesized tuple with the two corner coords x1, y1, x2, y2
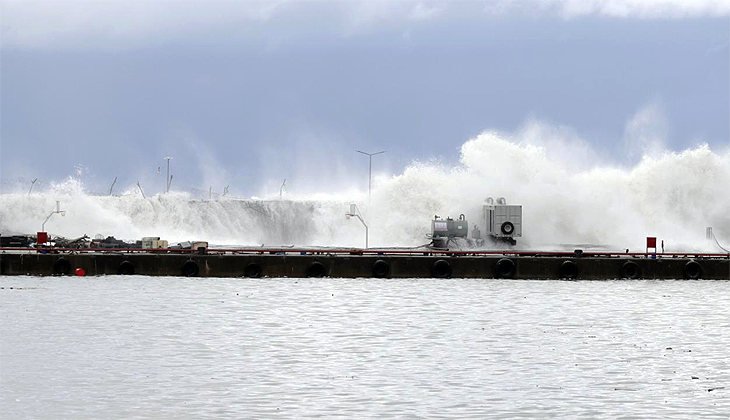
(29, 178, 38, 196)
(346, 204, 369, 249)
(357, 150, 385, 202)
(368, 155, 372, 201)
(354, 213, 369, 249)
(109, 176, 117, 196)
(42, 201, 65, 232)
(137, 181, 146, 199)
(163, 157, 172, 193)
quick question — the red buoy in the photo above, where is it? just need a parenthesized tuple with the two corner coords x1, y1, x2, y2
(75, 268, 86, 276)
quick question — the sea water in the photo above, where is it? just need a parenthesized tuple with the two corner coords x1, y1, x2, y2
(1, 276, 728, 419)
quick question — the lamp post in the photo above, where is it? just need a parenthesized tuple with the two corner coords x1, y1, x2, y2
(356, 150, 385, 201)
(164, 157, 173, 193)
(346, 203, 368, 248)
(42, 201, 66, 232)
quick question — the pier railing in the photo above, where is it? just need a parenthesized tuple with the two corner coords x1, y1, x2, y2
(2, 247, 728, 259)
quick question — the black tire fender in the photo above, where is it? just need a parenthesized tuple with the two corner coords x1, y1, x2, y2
(53, 257, 71, 276)
(432, 259, 452, 278)
(118, 260, 135, 275)
(372, 259, 390, 278)
(684, 260, 702, 279)
(620, 261, 640, 279)
(182, 259, 199, 277)
(495, 258, 516, 278)
(307, 261, 326, 278)
(245, 262, 262, 278)
(560, 260, 579, 279)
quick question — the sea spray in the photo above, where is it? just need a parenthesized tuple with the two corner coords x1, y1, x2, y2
(1, 132, 728, 251)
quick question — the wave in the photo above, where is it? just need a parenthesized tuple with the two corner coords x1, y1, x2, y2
(1, 126, 728, 251)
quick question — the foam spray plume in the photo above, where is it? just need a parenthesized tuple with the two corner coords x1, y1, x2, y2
(1, 128, 728, 252)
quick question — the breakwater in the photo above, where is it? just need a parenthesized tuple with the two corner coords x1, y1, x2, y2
(1, 249, 728, 280)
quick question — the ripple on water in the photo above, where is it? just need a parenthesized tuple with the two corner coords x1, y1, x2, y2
(1, 276, 729, 419)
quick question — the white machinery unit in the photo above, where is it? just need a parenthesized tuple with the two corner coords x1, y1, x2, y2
(192, 241, 209, 251)
(483, 197, 522, 244)
(426, 197, 523, 249)
(142, 237, 168, 249)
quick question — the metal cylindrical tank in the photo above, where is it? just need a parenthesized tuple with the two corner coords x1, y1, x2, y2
(431, 215, 468, 238)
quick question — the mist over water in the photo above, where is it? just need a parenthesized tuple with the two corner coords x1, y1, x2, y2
(1, 127, 728, 251)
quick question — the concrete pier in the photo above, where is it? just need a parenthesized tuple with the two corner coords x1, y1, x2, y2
(1, 250, 728, 280)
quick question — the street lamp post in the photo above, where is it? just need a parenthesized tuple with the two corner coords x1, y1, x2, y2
(42, 201, 66, 232)
(356, 150, 385, 201)
(164, 157, 173, 193)
(346, 203, 368, 248)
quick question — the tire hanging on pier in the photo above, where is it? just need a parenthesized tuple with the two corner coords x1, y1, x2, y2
(182, 259, 199, 277)
(53, 257, 71, 276)
(118, 260, 135, 275)
(620, 261, 640, 279)
(684, 260, 702, 279)
(307, 261, 327, 278)
(245, 262, 262, 278)
(495, 258, 516, 279)
(372, 259, 390, 278)
(432, 259, 452, 278)
(559, 260, 579, 279)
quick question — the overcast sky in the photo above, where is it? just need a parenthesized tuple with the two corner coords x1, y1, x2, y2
(1, 0, 728, 196)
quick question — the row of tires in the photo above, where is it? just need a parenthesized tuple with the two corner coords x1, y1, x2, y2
(49, 258, 321, 278)
(480, 258, 702, 280)
(50, 257, 706, 279)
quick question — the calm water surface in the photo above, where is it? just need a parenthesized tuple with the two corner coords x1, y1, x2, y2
(1, 276, 728, 419)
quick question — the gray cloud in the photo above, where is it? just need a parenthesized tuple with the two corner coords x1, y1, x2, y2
(2, 0, 728, 51)
(1, 0, 727, 197)
(560, 0, 730, 19)
(0, 0, 282, 50)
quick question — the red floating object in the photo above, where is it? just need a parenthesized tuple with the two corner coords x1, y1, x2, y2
(75, 268, 86, 276)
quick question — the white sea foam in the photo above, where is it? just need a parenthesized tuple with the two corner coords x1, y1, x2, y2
(1, 126, 728, 251)
(371, 129, 730, 251)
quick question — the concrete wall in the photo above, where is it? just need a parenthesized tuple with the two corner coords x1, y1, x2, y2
(1, 252, 728, 280)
